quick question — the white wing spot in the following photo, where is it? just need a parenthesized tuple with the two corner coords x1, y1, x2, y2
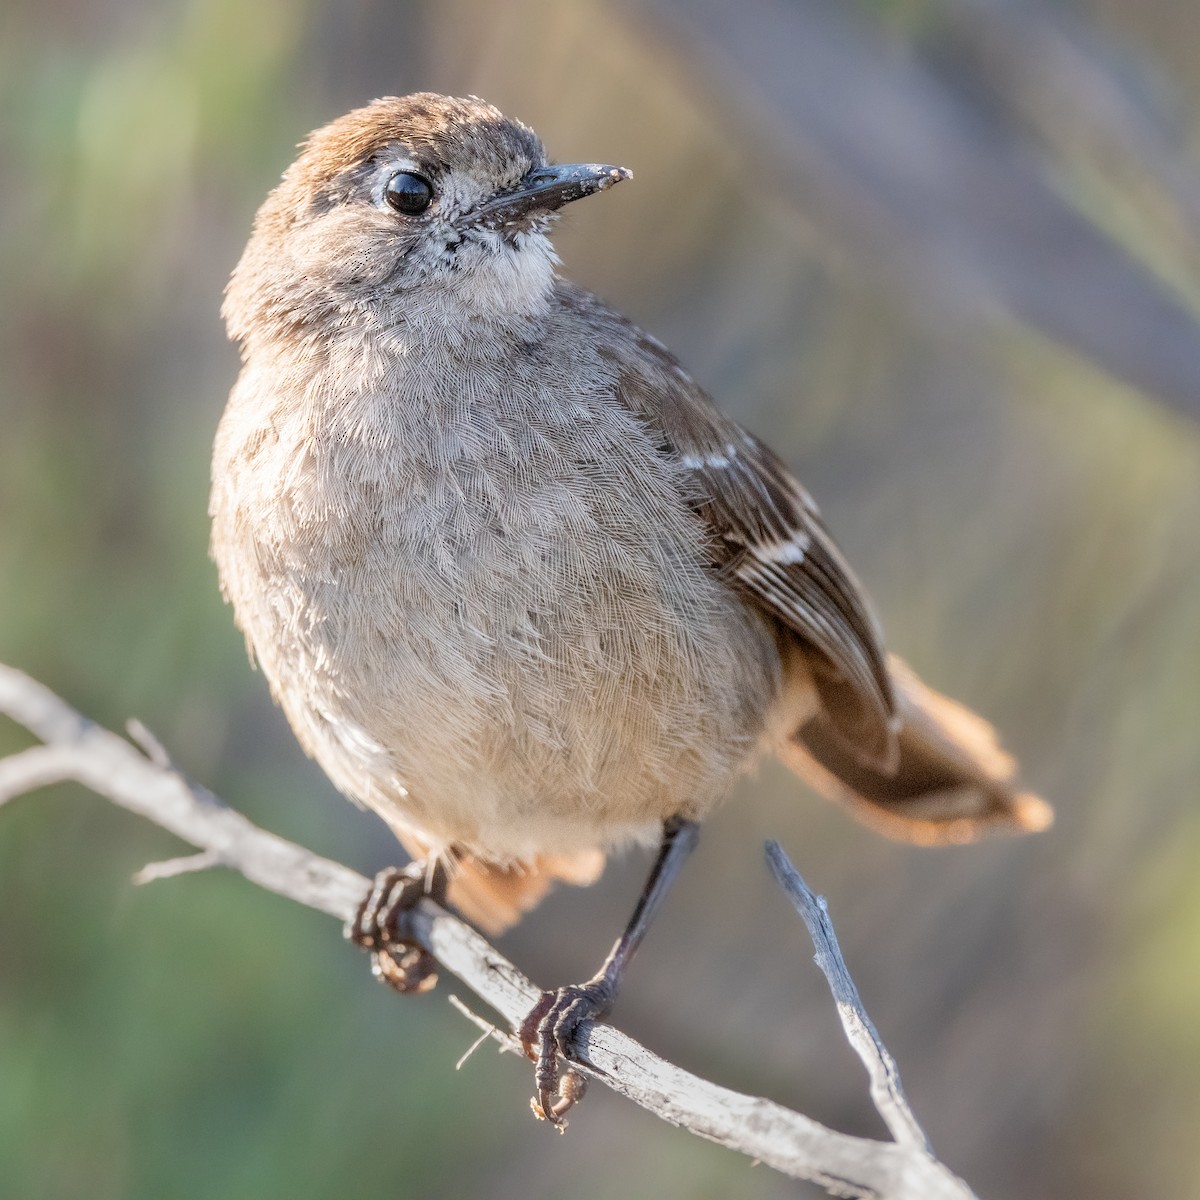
(681, 442, 740, 471)
(757, 533, 811, 565)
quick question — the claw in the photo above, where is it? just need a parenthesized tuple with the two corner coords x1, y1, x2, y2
(531, 1068, 588, 1126)
(519, 991, 553, 1060)
(519, 980, 612, 1126)
(371, 940, 439, 994)
(347, 863, 442, 994)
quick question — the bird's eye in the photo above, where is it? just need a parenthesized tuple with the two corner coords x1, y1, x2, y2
(384, 172, 434, 215)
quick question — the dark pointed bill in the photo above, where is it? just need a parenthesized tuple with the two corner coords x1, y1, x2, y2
(474, 163, 631, 227)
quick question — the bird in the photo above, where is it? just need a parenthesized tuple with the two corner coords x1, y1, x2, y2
(210, 92, 1052, 1123)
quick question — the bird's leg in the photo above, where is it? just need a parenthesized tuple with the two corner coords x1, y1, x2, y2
(346, 858, 449, 995)
(519, 816, 700, 1125)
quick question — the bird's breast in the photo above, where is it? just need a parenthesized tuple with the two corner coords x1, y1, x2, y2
(211, 358, 779, 860)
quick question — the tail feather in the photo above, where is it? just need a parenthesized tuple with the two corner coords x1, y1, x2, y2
(443, 848, 606, 936)
(391, 829, 605, 935)
(779, 654, 1052, 845)
(446, 850, 607, 934)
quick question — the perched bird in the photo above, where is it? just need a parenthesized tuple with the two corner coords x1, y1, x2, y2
(211, 92, 1051, 1121)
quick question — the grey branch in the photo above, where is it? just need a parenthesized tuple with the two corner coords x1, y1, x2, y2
(766, 841, 930, 1153)
(0, 662, 977, 1200)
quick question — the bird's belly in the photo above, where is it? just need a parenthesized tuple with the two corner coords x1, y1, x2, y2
(215, 394, 780, 862)
(311, 523, 774, 857)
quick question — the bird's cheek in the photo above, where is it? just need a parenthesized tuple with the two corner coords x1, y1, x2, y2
(294, 213, 403, 287)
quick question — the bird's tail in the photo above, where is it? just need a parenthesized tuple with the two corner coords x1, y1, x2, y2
(403, 844, 605, 936)
(778, 655, 1052, 844)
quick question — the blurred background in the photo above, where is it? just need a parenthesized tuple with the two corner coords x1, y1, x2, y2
(2, 0, 1199, 1196)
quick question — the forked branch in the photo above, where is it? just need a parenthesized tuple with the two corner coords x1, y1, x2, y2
(0, 663, 976, 1199)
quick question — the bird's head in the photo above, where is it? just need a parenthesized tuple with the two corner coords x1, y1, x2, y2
(225, 93, 630, 349)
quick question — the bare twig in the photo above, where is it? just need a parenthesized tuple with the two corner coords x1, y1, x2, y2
(126, 717, 176, 770)
(447, 994, 519, 1069)
(0, 662, 977, 1199)
(133, 849, 223, 885)
(766, 841, 930, 1152)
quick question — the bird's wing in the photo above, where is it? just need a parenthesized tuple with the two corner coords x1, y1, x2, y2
(569, 285, 899, 769)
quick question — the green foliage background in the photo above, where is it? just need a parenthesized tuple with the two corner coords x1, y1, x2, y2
(2, 1, 1199, 1197)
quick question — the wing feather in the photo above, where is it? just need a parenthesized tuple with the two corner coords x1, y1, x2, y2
(572, 283, 897, 767)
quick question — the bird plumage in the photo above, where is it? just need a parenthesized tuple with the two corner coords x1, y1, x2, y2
(212, 94, 1050, 935)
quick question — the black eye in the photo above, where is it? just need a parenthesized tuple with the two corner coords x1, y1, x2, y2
(385, 171, 433, 215)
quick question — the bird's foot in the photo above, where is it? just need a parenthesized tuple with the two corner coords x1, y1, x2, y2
(346, 862, 442, 994)
(519, 978, 615, 1126)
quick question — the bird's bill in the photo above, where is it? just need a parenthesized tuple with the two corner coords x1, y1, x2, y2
(473, 163, 632, 226)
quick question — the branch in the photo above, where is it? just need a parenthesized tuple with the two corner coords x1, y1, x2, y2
(766, 841, 929, 1152)
(0, 663, 977, 1199)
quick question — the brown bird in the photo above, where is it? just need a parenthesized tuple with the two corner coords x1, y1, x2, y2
(211, 93, 1051, 1122)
